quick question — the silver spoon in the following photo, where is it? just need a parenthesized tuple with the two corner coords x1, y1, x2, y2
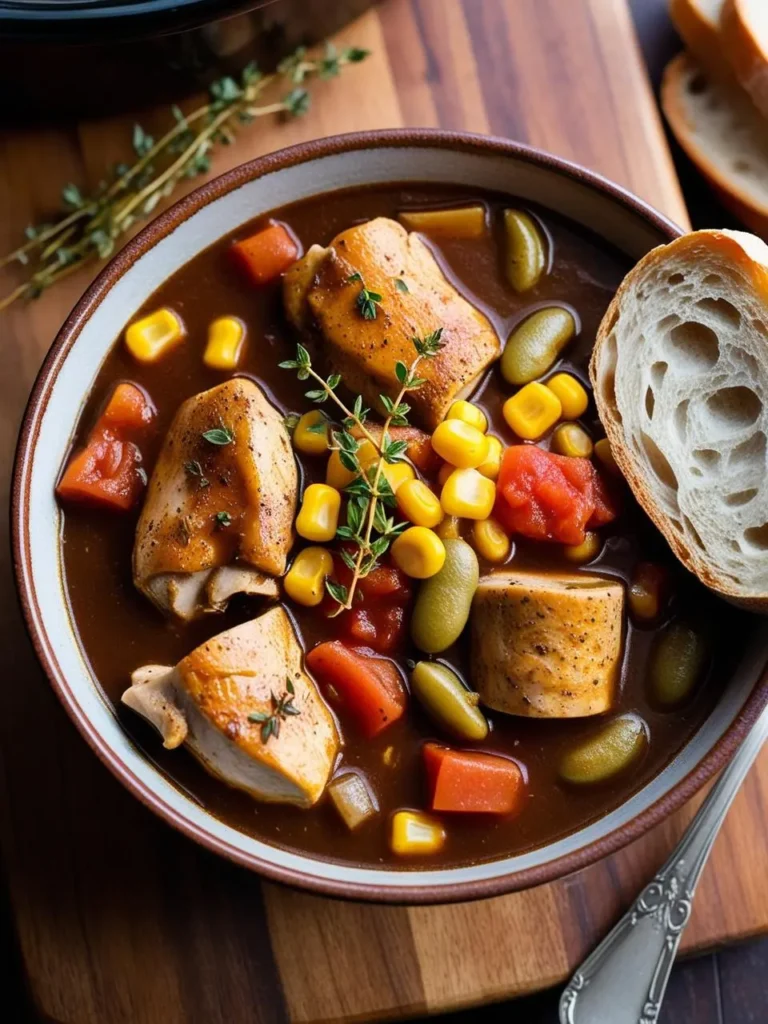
(559, 697, 768, 1024)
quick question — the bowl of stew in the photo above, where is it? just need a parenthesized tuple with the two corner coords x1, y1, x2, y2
(13, 129, 768, 903)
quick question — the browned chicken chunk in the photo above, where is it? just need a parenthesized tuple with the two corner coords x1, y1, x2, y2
(471, 570, 624, 717)
(133, 378, 297, 620)
(122, 608, 340, 807)
(283, 217, 500, 429)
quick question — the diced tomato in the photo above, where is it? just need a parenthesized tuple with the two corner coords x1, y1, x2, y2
(322, 552, 412, 653)
(495, 445, 617, 545)
(423, 743, 526, 815)
(56, 426, 143, 511)
(306, 641, 407, 737)
(343, 603, 406, 654)
(351, 424, 442, 475)
(231, 222, 300, 285)
(101, 382, 154, 431)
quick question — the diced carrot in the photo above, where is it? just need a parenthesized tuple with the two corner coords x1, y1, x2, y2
(423, 742, 525, 815)
(56, 427, 143, 511)
(231, 222, 300, 285)
(306, 641, 407, 737)
(102, 382, 154, 431)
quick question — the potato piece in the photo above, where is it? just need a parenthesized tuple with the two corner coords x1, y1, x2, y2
(470, 570, 624, 717)
(399, 205, 486, 238)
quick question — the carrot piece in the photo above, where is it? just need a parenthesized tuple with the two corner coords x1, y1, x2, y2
(306, 641, 407, 737)
(102, 382, 154, 431)
(231, 222, 300, 285)
(56, 427, 142, 511)
(423, 742, 525, 814)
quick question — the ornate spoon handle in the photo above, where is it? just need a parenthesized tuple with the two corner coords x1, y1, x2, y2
(560, 699, 768, 1024)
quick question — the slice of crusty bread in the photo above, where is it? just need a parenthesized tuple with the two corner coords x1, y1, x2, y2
(590, 229, 768, 610)
(670, 0, 727, 76)
(661, 53, 768, 237)
(721, 0, 768, 117)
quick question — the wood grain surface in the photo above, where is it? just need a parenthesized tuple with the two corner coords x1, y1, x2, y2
(0, 2, 765, 1022)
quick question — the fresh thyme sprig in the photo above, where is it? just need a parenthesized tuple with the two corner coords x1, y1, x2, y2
(347, 271, 382, 320)
(248, 679, 301, 743)
(280, 328, 444, 613)
(0, 43, 369, 313)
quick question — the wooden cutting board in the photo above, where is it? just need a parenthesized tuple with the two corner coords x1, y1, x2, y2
(2, 2, 768, 1022)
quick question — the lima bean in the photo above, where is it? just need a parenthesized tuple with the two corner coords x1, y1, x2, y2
(504, 209, 547, 293)
(501, 307, 576, 386)
(410, 539, 479, 653)
(411, 661, 489, 742)
(649, 623, 707, 707)
(559, 714, 647, 785)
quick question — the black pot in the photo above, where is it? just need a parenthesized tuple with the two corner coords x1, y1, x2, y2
(0, 0, 376, 122)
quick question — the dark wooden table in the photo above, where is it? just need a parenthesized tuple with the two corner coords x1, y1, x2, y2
(3, 1, 768, 1022)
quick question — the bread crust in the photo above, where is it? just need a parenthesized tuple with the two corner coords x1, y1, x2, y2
(721, 0, 768, 117)
(669, 0, 729, 79)
(661, 53, 768, 237)
(590, 228, 768, 611)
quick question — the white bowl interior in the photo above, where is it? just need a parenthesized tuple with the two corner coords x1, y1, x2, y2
(19, 143, 768, 893)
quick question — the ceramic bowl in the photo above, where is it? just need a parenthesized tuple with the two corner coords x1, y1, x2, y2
(12, 129, 768, 903)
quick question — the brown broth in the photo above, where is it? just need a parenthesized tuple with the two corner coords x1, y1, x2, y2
(59, 184, 750, 869)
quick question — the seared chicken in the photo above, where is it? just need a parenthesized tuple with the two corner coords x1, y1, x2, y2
(134, 378, 297, 620)
(471, 570, 624, 717)
(122, 608, 340, 807)
(283, 217, 501, 429)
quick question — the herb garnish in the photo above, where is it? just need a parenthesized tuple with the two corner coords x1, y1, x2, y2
(248, 679, 300, 743)
(214, 511, 232, 528)
(184, 460, 210, 488)
(347, 272, 382, 320)
(280, 328, 444, 612)
(202, 425, 235, 446)
(179, 516, 192, 547)
(0, 43, 369, 312)
(395, 278, 409, 293)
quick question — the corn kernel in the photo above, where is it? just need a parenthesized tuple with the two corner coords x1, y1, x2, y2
(203, 316, 245, 371)
(125, 308, 184, 363)
(391, 526, 446, 579)
(399, 205, 486, 238)
(447, 400, 488, 433)
(390, 809, 446, 856)
(545, 372, 589, 419)
(440, 467, 496, 520)
(431, 419, 489, 469)
(477, 435, 503, 479)
(629, 563, 667, 621)
(472, 518, 511, 563)
(380, 460, 416, 494)
(563, 531, 602, 564)
(551, 422, 593, 459)
(595, 438, 620, 474)
(438, 462, 453, 488)
(436, 515, 462, 539)
(503, 382, 562, 440)
(293, 410, 329, 456)
(326, 440, 377, 489)
(397, 479, 444, 528)
(284, 546, 333, 607)
(296, 483, 341, 542)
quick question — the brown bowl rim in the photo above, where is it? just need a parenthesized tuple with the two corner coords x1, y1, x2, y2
(11, 127, 768, 905)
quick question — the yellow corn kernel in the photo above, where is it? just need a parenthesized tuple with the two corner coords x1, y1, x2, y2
(436, 515, 462, 539)
(293, 410, 329, 456)
(472, 518, 511, 563)
(284, 546, 333, 607)
(503, 382, 562, 440)
(563, 531, 602, 564)
(629, 563, 666, 621)
(431, 419, 489, 469)
(595, 438, 620, 474)
(390, 809, 446, 856)
(381, 460, 416, 494)
(203, 316, 245, 371)
(399, 205, 486, 238)
(326, 439, 377, 489)
(551, 422, 593, 459)
(437, 462, 453, 488)
(440, 467, 496, 520)
(125, 308, 184, 363)
(296, 483, 341, 543)
(545, 372, 588, 419)
(391, 526, 446, 579)
(447, 400, 488, 433)
(396, 479, 444, 528)
(477, 435, 503, 479)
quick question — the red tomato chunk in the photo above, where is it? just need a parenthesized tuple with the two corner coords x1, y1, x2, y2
(423, 743, 525, 815)
(323, 555, 412, 654)
(495, 444, 616, 545)
(306, 641, 407, 738)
